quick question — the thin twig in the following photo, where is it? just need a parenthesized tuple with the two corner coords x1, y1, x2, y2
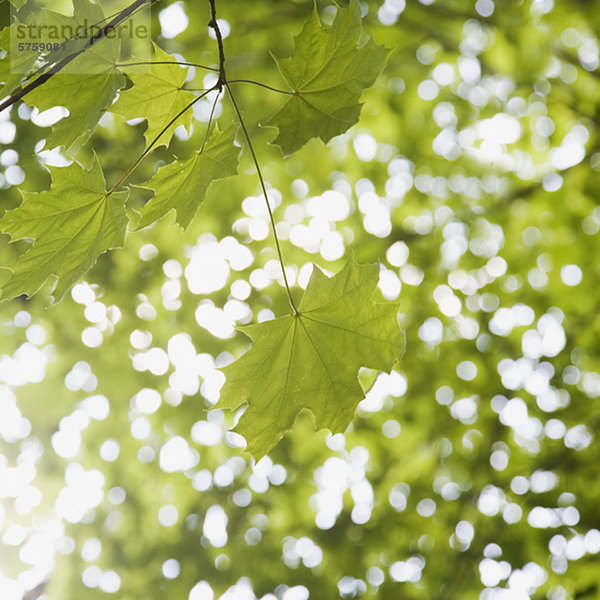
(208, 0, 227, 89)
(204, 0, 297, 313)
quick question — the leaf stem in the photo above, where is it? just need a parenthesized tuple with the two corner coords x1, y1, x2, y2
(117, 61, 219, 72)
(200, 90, 223, 153)
(207, 0, 297, 315)
(226, 82, 299, 315)
(228, 79, 295, 95)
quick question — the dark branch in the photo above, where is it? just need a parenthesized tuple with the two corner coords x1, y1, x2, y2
(208, 0, 227, 89)
(0, 0, 158, 113)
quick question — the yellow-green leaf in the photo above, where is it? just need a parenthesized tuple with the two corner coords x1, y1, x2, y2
(24, 0, 126, 154)
(111, 43, 196, 149)
(136, 125, 240, 230)
(0, 157, 128, 303)
(264, 0, 387, 156)
(218, 258, 403, 458)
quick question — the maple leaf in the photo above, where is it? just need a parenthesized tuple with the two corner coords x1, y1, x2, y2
(136, 125, 240, 230)
(0, 157, 128, 303)
(264, 0, 388, 156)
(24, 0, 126, 154)
(111, 43, 196, 149)
(217, 258, 403, 459)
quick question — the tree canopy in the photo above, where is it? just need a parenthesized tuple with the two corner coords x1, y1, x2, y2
(1, 0, 600, 599)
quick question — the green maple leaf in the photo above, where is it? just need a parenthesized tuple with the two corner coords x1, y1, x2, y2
(218, 259, 403, 458)
(264, 0, 388, 156)
(24, 1, 125, 154)
(136, 125, 240, 230)
(0, 157, 128, 303)
(26, 61, 124, 155)
(111, 43, 196, 149)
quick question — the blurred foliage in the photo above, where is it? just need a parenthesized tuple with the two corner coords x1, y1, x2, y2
(1, 0, 600, 599)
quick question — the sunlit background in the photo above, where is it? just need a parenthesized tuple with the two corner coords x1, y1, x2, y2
(2, 0, 600, 598)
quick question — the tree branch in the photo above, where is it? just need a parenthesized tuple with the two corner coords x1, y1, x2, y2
(0, 0, 159, 113)
(208, 0, 226, 89)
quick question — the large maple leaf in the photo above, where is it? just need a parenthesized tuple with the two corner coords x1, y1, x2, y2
(264, 0, 388, 156)
(25, 0, 126, 154)
(218, 259, 403, 458)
